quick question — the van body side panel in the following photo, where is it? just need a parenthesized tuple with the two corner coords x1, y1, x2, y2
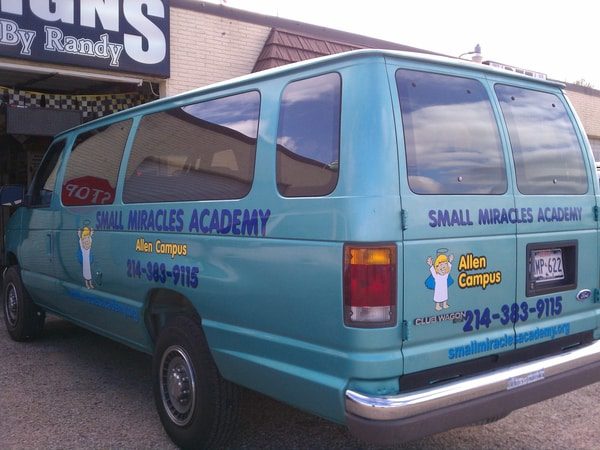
(4, 206, 22, 246)
(52, 206, 152, 349)
(199, 238, 346, 422)
(45, 117, 152, 350)
(12, 56, 403, 424)
(18, 198, 60, 308)
(204, 59, 405, 422)
(14, 208, 57, 284)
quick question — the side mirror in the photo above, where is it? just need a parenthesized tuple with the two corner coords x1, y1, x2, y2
(0, 185, 25, 207)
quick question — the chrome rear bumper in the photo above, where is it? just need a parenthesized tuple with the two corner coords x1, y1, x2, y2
(345, 339, 600, 442)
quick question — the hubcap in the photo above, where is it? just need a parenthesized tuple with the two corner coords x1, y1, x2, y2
(4, 282, 19, 327)
(160, 345, 196, 426)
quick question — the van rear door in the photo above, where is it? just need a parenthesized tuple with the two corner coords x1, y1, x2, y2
(494, 83, 599, 349)
(390, 64, 518, 375)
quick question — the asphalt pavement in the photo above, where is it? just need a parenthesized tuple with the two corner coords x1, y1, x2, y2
(1, 313, 599, 449)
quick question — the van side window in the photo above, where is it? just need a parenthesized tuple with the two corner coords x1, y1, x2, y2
(29, 139, 66, 207)
(495, 85, 588, 195)
(61, 120, 132, 206)
(277, 73, 341, 197)
(396, 70, 507, 195)
(123, 91, 260, 203)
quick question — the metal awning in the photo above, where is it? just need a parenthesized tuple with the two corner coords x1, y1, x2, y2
(0, 61, 144, 94)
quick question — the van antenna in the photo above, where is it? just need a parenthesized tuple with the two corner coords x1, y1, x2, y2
(459, 44, 482, 63)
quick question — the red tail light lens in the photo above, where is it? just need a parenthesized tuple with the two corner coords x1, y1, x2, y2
(344, 244, 397, 327)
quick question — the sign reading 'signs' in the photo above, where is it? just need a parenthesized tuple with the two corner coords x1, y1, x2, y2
(0, 0, 170, 77)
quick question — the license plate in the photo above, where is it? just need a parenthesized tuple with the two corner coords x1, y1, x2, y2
(531, 248, 564, 283)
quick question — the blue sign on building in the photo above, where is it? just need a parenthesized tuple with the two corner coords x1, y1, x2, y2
(0, 0, 170, 78)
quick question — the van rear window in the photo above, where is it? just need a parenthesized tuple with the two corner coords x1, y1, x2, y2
(495, 85, 587, 195)
(396, 70, 507, 195)
(123, 91, 260, 203)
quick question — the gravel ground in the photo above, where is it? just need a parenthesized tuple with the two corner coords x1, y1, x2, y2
(1, 312, 600, 449)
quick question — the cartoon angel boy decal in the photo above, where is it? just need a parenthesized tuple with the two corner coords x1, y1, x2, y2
(425, 249, 454, 311)
(78, 224, 94, 289)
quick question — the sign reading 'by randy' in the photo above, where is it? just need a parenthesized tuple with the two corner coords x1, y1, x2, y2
(0, 0, 170, 77)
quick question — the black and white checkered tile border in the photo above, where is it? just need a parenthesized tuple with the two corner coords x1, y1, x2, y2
(1, 86, 151, 120)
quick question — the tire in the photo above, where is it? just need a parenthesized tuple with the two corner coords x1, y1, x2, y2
(152, 315, 240, 449)
(2, 266, 45, 341)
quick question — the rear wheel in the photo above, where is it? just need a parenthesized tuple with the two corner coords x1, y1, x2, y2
(152, 315, 240, 449)
(2, 266, 45, 341)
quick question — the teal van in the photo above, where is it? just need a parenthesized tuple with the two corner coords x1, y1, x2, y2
(3, 49, 600, 448)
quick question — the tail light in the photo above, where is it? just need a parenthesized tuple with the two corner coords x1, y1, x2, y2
(344, 244, 397, 327)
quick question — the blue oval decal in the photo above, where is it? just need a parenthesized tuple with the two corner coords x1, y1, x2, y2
(576, 289, 592, 301)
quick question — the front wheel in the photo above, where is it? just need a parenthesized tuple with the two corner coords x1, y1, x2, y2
(2, 266, 45, 341)
(152, 315, 240, 449)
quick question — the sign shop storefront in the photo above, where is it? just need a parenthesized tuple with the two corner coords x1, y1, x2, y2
(0, 0, 170, 77)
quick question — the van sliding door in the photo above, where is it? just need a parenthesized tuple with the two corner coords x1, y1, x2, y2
(52, 120, 142, 343)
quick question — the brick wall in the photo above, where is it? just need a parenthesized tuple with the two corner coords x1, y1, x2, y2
(168, 8, 271, 96)
(565, 85, 600, 139)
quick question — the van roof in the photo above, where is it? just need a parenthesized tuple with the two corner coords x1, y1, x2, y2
(55, 49, 563, 137)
